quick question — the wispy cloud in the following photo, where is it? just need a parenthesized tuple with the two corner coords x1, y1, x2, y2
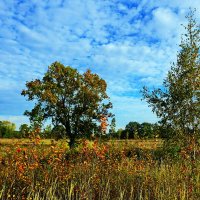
(0, 0, 199, 129)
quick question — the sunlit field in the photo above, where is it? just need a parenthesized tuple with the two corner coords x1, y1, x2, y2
(1, 137, 200, 200)
(0, 138, 58, 146)
(0, 138, 163, 149)
(0, 1, 199, 199)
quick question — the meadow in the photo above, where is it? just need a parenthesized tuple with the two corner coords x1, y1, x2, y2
(0, 136, 200, 200)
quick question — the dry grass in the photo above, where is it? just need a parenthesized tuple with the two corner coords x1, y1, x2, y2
(0, 138, 199, 200)
(106, 139, 163, 149)
(0, 138, 163, 149)
(0, 138, 60, 146)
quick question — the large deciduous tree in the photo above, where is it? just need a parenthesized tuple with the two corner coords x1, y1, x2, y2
(22, 62, 112, 147)
(142, 11, 199, 141)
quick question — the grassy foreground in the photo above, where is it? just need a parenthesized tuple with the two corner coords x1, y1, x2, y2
(0, 138, 200, 200)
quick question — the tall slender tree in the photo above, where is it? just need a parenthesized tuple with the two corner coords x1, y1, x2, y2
(142, 10, 200, 140)
(109, 117, 116, 137)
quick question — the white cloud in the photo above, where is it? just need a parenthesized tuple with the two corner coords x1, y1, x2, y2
(145, 7, 184, 41)
(0, 0, 199, 129)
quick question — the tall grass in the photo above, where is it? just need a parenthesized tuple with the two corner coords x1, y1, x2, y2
(0, 139, 200, 199)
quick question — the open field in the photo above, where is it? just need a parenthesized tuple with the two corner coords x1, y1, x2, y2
(0, 138, 163, 149)
(0, 138, 200, 200)
(0, 138, 55, 146)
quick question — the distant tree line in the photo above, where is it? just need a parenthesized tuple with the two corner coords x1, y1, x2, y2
(0, 119, 173, 140)
(108, 120, 173, 140)
(0, 121, 66, 139)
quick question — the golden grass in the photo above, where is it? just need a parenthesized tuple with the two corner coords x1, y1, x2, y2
(0, 138, 199, 199)
(0, 138, 163, 149)
(0, 138, 56, 145)
(107, 139, 163, 149)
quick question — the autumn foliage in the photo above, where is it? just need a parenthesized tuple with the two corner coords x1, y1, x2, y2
(21, 62, 112, 147)
(1, 132, 200, 199)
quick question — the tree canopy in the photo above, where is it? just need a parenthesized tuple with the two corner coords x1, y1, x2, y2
(22, 62, 112, 147)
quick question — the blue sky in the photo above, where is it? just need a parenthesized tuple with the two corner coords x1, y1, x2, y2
(0, 0, 199, 130)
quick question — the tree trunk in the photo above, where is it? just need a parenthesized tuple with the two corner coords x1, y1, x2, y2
(64, 122, 75, 149)
(68, 136, 75, 149)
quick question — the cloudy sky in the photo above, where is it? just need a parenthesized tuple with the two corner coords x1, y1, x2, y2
(0, 0, 199, 130)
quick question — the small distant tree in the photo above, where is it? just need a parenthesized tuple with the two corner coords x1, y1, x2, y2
(115, 128, 123, 139)
(125, 121, 140, 139)
(142, 11, 200, 142)
(109, 117, 116, 137)
(19, 124, 30, 138)
(0, 121, 16, 138)
(42, 124, 52, 139)
(139, 122, 154, 139)
(120, 129, 129, 139)
(22, 62, 112, 148)
(51, 125, 66, 140)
